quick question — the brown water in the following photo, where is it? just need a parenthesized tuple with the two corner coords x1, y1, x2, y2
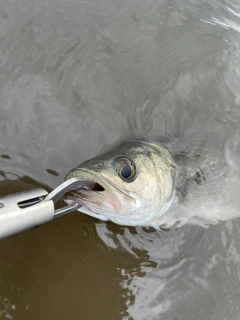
(1, 0, 240, 319)
(0, 183, 127, 319)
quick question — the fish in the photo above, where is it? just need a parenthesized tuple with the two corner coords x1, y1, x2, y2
(65, 139, 234, 229)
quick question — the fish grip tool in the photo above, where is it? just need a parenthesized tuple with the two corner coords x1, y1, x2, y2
(0, 177, 94, 240)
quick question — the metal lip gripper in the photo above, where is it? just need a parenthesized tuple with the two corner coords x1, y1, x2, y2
(0, 177, 95, 240)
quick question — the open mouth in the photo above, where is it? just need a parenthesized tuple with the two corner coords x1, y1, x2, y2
(65, 169, 107, 192)
(65, 179, 106, 201)
(63, 174, 115, 221)
(91, 182, 105, 191)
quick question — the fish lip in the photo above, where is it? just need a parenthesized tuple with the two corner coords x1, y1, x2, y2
(65, 168, 119, 220)
(66, 168, 110, 190)
(65, 168, 124, 206)
(66, 169, 136, 223)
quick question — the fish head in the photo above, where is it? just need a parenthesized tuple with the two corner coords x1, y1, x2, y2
(65, 140, 176, 226)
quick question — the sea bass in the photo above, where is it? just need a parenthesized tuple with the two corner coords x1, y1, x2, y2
(65, 139, 234, 228)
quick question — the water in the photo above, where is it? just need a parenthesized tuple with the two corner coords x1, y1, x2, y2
(0, 0, 240, 319)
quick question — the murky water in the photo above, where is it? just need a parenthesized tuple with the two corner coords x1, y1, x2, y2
(1, 0, 240, 319)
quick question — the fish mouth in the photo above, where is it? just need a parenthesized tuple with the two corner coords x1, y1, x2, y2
(64, 169, 124, 221)
(91, 183, 105, 191)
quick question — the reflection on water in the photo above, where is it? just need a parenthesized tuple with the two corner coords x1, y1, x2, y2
(1, 0, 240, 319)
(96, 222, 240, 319)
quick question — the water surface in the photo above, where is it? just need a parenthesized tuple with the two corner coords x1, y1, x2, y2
(0, 0, 240, 319)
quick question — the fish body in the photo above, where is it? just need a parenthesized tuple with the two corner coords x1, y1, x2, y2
(65, 139, 234, 228)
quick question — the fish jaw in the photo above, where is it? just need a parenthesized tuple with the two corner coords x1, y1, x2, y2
(65, 169, 136, 222)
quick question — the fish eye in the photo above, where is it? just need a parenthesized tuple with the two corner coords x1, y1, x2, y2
(115, 157, 136, 182)
(121, 165, 132, 178)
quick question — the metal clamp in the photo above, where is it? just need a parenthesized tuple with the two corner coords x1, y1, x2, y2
(0, 188, 54, 239)
(44, 177, 95, 218)
(0, 177, 94, 239)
